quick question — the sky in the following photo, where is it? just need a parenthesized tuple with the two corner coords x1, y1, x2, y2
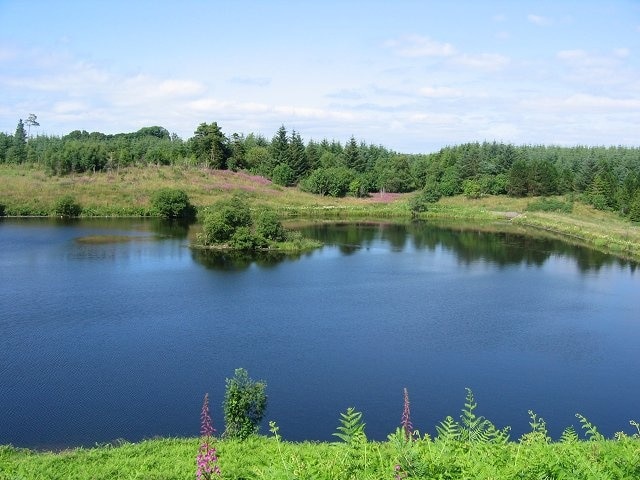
(0, 0, 639, 153)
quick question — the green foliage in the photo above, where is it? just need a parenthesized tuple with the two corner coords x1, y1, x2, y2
(223, 368, 267, 440)
(333, 407, 366, 445)
(560, 425, 579, 443)
(525, 197, 573, 213)
(228, 226, 260, 251)
(6, 119, 27, 164)
(409, 187, 440, 216)
(254, 208, 285, 242)
(629, 192, 640, 222)
(576, 413, 605, 441)
(53, 194, 82, 217)
(462, 179, 482, 199)
(520, 410, 551, 444)
(201, 196, 253, 244)
(300, 167, 355, 197)
(190, 122, 229, 168)
(150, 188, 194, 219)
(435, 389, 509, 445)
(436, 415, 461, 443)
(271, 163, 295, 186)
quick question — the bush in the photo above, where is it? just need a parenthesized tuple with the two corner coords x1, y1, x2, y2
(463, 179, 482, 199)
(0, 203, 5, 217)
(271, 163, 295, 186)
(151, 188, 194, 219)
(201, 196, 252, 244)
(300, 167, 354, 197)
(54, 195, 82, 217)
(229, 226, 262, 251)
(223, 368, 267, 440)
(409, 188, 440, 215)
(254, 208, 285, 241)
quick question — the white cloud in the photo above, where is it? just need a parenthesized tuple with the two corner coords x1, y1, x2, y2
(557, 49, 587, 61)
(418, 86, 463, 98)
(495, 31, 511, 40)
(521, 93, 640, 111)
(385, 35, 456, 57)
(452, 53, 510, 70)
(613, 48, 630, 58)
(230, 76, 271, 87)
(528, 14, 552, 26)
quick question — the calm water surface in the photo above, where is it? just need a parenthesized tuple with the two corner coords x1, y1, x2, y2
(0, 218, 638, 448)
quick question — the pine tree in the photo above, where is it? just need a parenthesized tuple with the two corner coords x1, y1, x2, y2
(287, 130, 308, 181)
(344, 135, 364, 172)
(270, 125, 289, 166)
(7, 119, 27, 163)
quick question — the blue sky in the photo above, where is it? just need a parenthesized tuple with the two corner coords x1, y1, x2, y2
(1, 0, 638, 152)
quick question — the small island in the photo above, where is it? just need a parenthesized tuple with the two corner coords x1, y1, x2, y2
(193, 194, 321, 253)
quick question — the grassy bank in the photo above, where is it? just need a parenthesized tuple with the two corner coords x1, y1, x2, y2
(3, 431, 640, 479)
(2, 163, 640, 261)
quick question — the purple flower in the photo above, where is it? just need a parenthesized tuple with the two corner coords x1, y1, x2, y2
(401, 387, 413, 441)
(200, 393, 215, 438)
(196, 393, 220, 479)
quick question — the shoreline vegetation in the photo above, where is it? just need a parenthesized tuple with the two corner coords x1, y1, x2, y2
(1, 163, 639, 261)
(2, 389, 639, 479)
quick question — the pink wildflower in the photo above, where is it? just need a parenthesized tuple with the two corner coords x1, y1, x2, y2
(401, 387, 413, 441)
(196, 393, 220, 479)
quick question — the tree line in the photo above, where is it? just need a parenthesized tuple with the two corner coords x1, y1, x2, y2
(2, 118, 640, 220)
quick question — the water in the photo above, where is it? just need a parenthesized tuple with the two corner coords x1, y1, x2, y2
(0, 218, 638, 449)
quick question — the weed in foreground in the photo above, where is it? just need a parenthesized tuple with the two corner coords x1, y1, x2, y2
(196, 393, 220, 479)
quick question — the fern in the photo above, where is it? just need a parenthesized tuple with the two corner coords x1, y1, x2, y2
(460, 388, 484, 442)
(333, 407, 366, 445)
(458, 388, 509, 444)
(520, 410, 551, 444)
(630, 420, 640, 438)
(560, 425, 579, 443)
(575, 413, 605, 441)
(436, 415, 460, 442)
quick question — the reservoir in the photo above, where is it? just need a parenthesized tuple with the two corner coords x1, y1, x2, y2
(0, 218, 638, 449)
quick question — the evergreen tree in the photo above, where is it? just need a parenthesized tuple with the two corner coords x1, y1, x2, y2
(270, 125, 289, 166)
(507, 159, 529, 197)
(305, 139, 321, 171)
(629, 190, 640, 222)
(287, 130, 308, 181)
(6, 119, 27, 163)
(528, 159, 559, 196)
(344, 135, 365, 172)
(190, 122, 229, 169)
(227, 133, 247, 171)
(25, 114, 39, 138)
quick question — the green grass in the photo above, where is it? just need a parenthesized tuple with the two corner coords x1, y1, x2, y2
(3, 432, 640, 479)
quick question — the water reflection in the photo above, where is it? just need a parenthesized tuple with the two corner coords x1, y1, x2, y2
(299, 221, 637, 273)
(191, 248, 308, 271)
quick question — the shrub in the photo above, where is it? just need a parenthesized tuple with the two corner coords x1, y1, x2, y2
(229, 226, 262, 251)
(463, 179, 482, 199)
(223, 368, 267, 440)
(300, 167, 354, 197)
(0, 203, 5, 217)
(54, 195, 82, 217)
(201, 196, 252, 245)
(271, 163, 295, 186)
(151, 188, 194, 219)
(254, 208, 285, 241)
